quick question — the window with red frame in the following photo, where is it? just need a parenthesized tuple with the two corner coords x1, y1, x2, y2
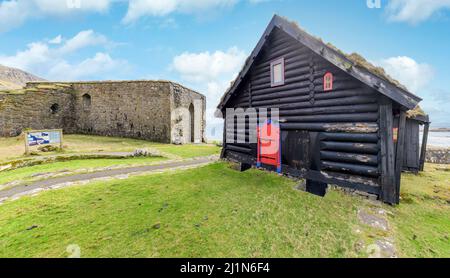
(324, 72, 333, 91)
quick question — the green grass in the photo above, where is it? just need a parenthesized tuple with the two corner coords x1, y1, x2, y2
(389, 164, 450, 258)
(0, 163, 364, 258)
(0, 134, 220, 191)
(0, 134, 221, 162)
(0, 157, 166, 189)
(0, 161, 448, 258)
(153, 144, 221, 158)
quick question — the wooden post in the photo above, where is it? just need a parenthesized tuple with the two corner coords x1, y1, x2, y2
(220, 114, 227, 159)
(419, 117, 430, 172)
(394, 110, 407, 204)
(379, 98, 396, 204)
(59, 129, 64, 150)
(24, 131, 29, 155)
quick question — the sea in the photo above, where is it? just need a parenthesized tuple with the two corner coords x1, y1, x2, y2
(422, 132, 450, 148)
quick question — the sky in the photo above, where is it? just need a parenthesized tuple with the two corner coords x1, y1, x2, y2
(0, 0, 449, 139)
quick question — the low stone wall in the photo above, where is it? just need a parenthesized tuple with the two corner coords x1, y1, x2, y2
(426, 148, 450, 164)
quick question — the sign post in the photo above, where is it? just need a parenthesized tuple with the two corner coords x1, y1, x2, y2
(24, 129, 64, 155)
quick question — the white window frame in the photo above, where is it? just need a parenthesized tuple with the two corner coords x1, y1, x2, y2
(270, 57, 285, 87)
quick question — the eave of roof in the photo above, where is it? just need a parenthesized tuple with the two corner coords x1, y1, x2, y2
(217, 15, 422, 112)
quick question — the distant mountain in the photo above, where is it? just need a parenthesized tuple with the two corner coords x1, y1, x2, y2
(0, 64, 46, 90)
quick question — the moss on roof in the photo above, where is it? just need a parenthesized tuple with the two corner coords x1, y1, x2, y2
(406, 105, 426, 118)
(287, 18, 427, 118)
(283, 17, 410, 92)
(346, 53, 409, 91)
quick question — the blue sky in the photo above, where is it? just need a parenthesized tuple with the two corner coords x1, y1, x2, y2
(0, 0, 449, 134)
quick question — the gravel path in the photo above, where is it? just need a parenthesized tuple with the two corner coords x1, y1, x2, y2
(0, 156, 217, 200)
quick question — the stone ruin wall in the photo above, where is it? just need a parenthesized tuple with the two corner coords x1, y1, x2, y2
(170, 83, 206, 144)
(0, 81, 206, 144)
(70, 81, 173, 143)
(0, 86, 76, 137)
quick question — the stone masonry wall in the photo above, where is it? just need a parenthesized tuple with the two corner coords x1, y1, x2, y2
(0, 88, 75, 137)
(70, 81, 173, 143)
(0, 81, 206, 144)
(426, 148, 450, 164)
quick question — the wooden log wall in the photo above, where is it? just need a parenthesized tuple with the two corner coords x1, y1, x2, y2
(224, 27, 384, 195)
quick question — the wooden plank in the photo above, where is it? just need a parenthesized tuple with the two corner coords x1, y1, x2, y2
(220, 118, 227, 159)
(379, 98, 397, 204)
(394, 110, 407, 204)
(420, 119, 430, 171)
(320, 151, 379, 166)
(283, 167, 381, 195)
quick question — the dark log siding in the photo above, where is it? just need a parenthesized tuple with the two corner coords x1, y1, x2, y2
(403, 119, 421, 172)
(223, 27, 386, 196)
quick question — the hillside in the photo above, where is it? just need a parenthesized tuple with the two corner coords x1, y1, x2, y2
(0, 64, 45, 90)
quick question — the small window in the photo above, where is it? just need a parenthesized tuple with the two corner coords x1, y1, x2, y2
(50, 103, 59, 114)
(324, 72, 334, 91)
(82, 94, 92, 110)
(271, 58, 285, 87)
(393, 128, 399, 142)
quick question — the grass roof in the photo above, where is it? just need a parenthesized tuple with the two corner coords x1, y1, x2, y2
(406, 105, 426, 118)
(284, 17, 426, 118)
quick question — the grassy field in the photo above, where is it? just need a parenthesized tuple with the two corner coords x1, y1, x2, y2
(390, 164, 450, 257)
(0, 157, 167, 189)
(0, 163, 362, 258)
(0, 135, 220, 191)
(0, 135, 221, 162)
(0, 162, 448, 258)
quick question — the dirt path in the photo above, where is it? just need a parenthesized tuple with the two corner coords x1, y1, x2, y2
(0, 156, 218, 202)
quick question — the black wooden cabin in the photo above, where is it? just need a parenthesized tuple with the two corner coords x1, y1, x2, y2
(216, 15, 424, 204)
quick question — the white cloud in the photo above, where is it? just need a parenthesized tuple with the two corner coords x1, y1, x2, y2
(378, 56, 434, 93)
(172, 47, 246, 83)
(49, 35, 63, 44)
(122, 0, 264, 24)
(0, 30, 128, 81)
(0, 0, 30, 32)
(0, 0, 113, 32)
(47, 52, 128, 80)
(58, 30, 109, 54)
(33, 0, 111, 14)
(386, 0, 450, 24)
(0, 0, 271, 31)
(376, 56, 450, 126)
(172, 47, 246, 140)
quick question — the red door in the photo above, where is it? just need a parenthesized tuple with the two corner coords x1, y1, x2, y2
(257, 120, 282, 173)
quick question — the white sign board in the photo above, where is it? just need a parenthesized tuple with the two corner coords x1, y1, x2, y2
(24, 129, 63, 154)
(27, 131, 61, 146)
